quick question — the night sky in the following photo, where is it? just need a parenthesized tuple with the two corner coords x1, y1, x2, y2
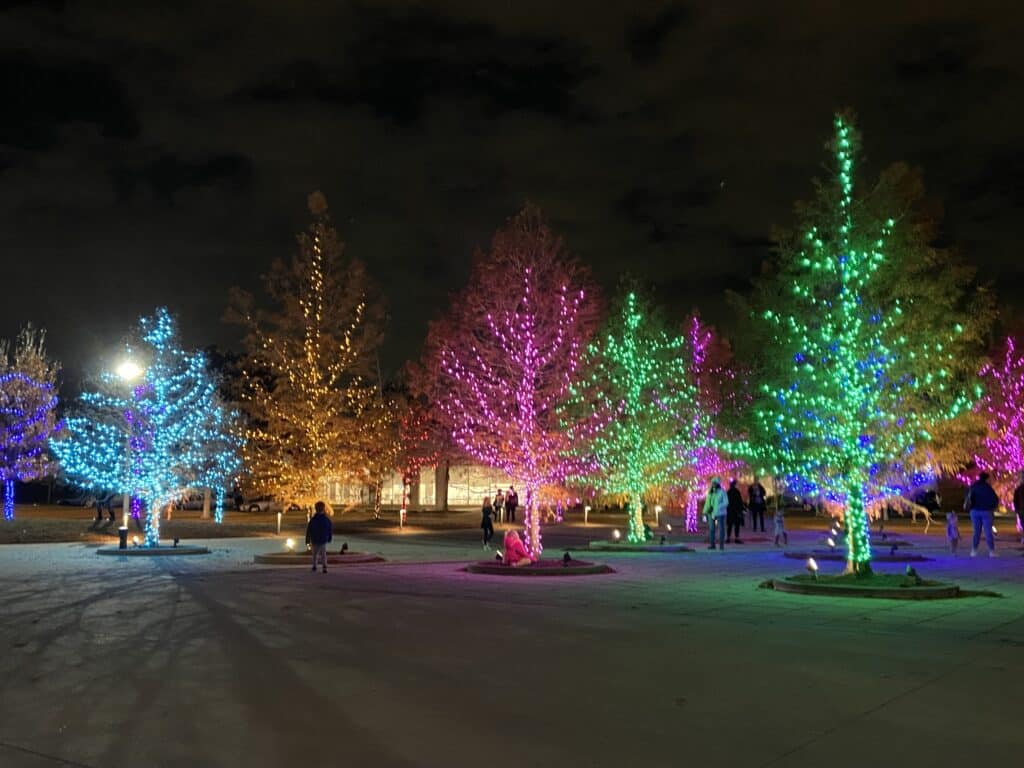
(3, 1, 1023, 383)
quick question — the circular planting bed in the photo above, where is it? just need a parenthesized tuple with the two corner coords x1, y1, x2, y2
(254, 551, 385, 565)
(465, 559, 614, 576)
(784, 550, 930, 563)
(770, 573, 959, 600)
(588, 541, 693, 553)
(97, 545, 210, 556)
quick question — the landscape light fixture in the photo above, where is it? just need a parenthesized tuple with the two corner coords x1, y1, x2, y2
(285, 538, 296, 551)
(611, 529, 621, 541)
(806, 557, 819, 580)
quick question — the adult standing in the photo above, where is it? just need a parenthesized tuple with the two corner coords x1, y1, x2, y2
(726, 479, 746, 544)
(481, 495, 495, 549)
(1013, 472, 1024, 544)
(494, 488, 505, 524)
(506, 486, 518, 523)
(964, 472, 999, 557)
(748, 477, 767, 533)
(305, 500, 333, 573)
(703, 477, 728, 550)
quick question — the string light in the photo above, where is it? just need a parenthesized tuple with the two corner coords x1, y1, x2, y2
(430, 207, 597, 557)
(53, 308, 243, 546)
(235, 193, 389, 510)
(560, 291, 694, 542)
(966, 337, 1024, 524)
(754, 114, 973, 573)
(0, 327, 61, 520)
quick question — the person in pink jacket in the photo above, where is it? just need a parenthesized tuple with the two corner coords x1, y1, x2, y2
(503, 529, 534, 567)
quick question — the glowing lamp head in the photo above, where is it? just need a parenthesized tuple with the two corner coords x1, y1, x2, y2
(584, 505, 592, 513)
(655, 505, 663, 513)
(612, 529, 621, 541)
(666, 524, 672, 532)
(826, 537, 835, 548)
(116, 360, 143, 382)
(806, 557, 819, 575)
(285, 538, 296, 551)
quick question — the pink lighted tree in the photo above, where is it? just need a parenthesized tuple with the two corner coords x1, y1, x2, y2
(969, 337, 1024, 515)
(677, 312, 744, 531)
(418, 206, 599, 556)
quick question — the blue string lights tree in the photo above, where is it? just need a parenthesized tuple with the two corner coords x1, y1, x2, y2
(753, 114, 980, 573)
(0, 327, 61, 520)
(53, 308, 243, 545)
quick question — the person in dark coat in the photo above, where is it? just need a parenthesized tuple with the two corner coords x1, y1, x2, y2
(726, 479, 746, 543)
(305, 500, 333, 573)
(505, 486, 518, 523)
(964, 473, 999, 557)
(747, 477, 767, 533)
(481, 495, 495, 549)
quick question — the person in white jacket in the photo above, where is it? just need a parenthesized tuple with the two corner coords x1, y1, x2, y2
(702, 477, 729, 550)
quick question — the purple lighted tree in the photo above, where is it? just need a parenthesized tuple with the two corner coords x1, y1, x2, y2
(966, 337, 1024, 518)
(417, 206, 599, 556)
(677, 313, 744, 531)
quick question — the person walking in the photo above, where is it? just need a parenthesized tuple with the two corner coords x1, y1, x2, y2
(964, 472, 999, 557)
(506, 486, 518, 523)
(748, 477, 767, 533)
(305, 500, 333, 573)
(481, 495, 495, 549)
(703, 477, 728, 550)
(726, 479, 746, 543)
(494, 488, 505, 524)
(1013, 472, 1024, 545)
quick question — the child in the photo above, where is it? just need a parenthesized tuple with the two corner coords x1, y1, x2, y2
(305, 500, 333, 573)
(773, 506, 787, 546)
(946, 510, 960, 554)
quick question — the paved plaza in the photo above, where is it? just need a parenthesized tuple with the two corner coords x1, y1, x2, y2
(0, 523, 1022, 767)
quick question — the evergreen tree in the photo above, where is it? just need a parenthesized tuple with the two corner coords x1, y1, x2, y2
(0, 327, 60, 520)
(561, 290, 692, 542)
(54, 309, 242, 545)
(230, 192, 387, 509)
(750, 113, 985, 572)
(416, 206, 599, 556)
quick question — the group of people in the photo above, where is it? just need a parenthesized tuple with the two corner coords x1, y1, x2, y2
(702, 476, 784, 549)
(480, 486, 519, 548)
(952, 471, 1024, 557)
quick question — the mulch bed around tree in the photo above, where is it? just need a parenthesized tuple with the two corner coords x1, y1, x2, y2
(768, 572, 959, 600)
(783, 550, 931, 562)
(97, 545, 210, 556)
(587, 541, 693, 552)
(464, 559, 614, 576)
(254, 551, 385, 565)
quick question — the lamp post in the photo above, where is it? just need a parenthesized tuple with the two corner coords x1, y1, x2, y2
(116, 359, 143, 528)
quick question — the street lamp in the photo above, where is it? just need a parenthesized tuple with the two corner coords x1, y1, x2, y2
(116, 359, 143, 527)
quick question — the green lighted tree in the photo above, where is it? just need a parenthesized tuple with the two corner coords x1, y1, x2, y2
(561, 290, 694, 542)
(752, 113, 985, 573)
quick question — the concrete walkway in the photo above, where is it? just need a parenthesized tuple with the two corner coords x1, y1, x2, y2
(0, 528, 1021, 767)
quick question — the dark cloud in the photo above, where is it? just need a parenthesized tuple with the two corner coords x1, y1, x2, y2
(626, 5, 691, 65)
(0, 50, 139, 152)
(111, 152, 255, 204)
(616, 176, 718, 244)
(1, 0, 1023, 383)
(237, 5, 597, 123)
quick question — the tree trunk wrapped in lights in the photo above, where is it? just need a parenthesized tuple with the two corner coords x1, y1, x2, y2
(0, 327, 61, 520)
(417, 206, 599, 556)
(229, 192, 387, 510)
(560, 290, 693, 542)
(749, 113, 987, 573)
(53, 308, 242, 546)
